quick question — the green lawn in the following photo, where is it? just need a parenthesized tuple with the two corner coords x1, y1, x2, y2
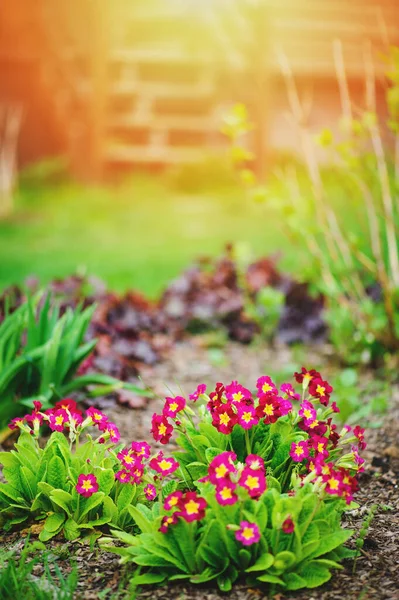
(0, 174, 305, 297)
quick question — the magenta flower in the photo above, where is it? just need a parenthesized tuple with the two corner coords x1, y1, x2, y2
(239, 467, 267, 499)
(163, 396, 186, 419)
(299, 401, 317, 425)
(255, 396, 281, 424)
(176, 492, 207, 523)
(225, 381, 252, 405)
(163, 491, 183, 511)
(280, 383, 300, 401)
(245, 454, 264, 471)
(235, 521, 260, 546)
(115, 470, 132, 484)
(215, 481, 238, 506)
(256, 376, 277, 396)
(86, 407, 108, 428)
(8, 416, 25, 430)
(144, 484, 157, 501)
(208, 452, 237, 485)
(25, 412, 44, 428)
(159, 513, 178, 533)
(130, 441, 151, 459)
(189, 384, 207, 402)
(117, 448, 139, 469)
(353, 426, 366, 450)
(99, 422, 120, 443)
(76, 473, 99, 498)
(309, 377, 333, 406)
(282, 517, 295, 534)
(289, 441, 309, 462)
(311, 435, 329, 458)
(236, 404, 258, 429)
(49, 409, 69, 432)
(149, 452, 179, 476)
(55, 398, 79, 413)
(151, 413, 174, 444)
(211, 405, 238, 434)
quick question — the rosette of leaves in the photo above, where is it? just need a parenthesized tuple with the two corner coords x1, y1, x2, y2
(0, 294, 149, 430)
(0, 431, 139, 541)
(174, 406, 302, 492)
(103, 483, 354, 592)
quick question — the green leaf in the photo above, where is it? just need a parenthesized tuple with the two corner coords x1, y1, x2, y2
(205, 447, 224, 464)
(64, 517, 80, 541)
(44, 512, 65, 532)
(238, 549, 251, 569)
(298, 561, 332, 588)
(78, 492, 105, 521)
(95, 468, 115, 496)
(130, 573, 166, 586)
(47, 455, 66, 489)
(246, 553, 274, 572)
(256, 573, 285, 585)
(283, 572, 307, 590)
(309, 529, 354, 558)
(217, 574, 232, 592)
(272, 550, 296, 572)
(50, 489, 73, 516)
(116, 484, 136, 512)
(128, 505, 152, 533)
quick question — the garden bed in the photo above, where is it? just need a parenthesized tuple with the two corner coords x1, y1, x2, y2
(1, 341, 398, 599)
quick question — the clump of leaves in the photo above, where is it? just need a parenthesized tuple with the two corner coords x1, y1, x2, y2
(0, 402, 178, 541)
(0, 539, 78, 599)
(103, 368, 364, 593)
(0, 294, 149, 429)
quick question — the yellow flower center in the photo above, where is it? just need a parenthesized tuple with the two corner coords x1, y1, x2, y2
(185, 499, 200, 515)
(262, 383, 272, 393)
(317, 443, 324, 453)
(309, 420, 319, 429)
(158, 423, 167, 435)
(242, 412, 252, 423)
(215, 464, 228, 478)
(294, 446, 304, 456)
(328, 477, 339, 490)
(263, 404, 274, 416)
(169, 496, 179, 506)
(81, 479, 93, 491)
(304, 409, 312, 419)
(92, 413, 101, 421)
(169, 402, 178, 412)
(220, 487, 233, 500)
(245, 475, 259, 490)
(316, 385, 325, 396)
(241, 527, 254, 540)
(233, 392, 243, 401)
(124, 455, 134, 464)
(55, 416, 64, 426)
(219, 412, 230, 426)
(158, 459, 172, 471)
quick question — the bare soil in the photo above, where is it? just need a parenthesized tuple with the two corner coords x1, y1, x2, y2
(1, 341, 398, 600)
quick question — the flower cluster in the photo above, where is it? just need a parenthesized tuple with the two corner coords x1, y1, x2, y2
(207, 452, 267, 504)
(160, 490, 207, 533)
(9, 399, 121, 444)
(207, 377, 293, 434)
(115, 441, 179, 493)
(151, 393, 188, 444)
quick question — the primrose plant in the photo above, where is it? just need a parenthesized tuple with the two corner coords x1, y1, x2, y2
(0, 400, 178, 542)
(104, 368, 365, 593)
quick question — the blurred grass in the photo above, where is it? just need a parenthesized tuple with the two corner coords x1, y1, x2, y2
(0, 172, 303, 297)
